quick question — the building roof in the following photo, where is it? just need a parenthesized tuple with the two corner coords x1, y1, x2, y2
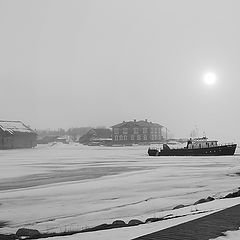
(112, 120, 163, 128)
(79, 128, 112, 143)
(89, 128, 112, 138)
(112, 121, 138, 128)
(0, 120, 36, 135)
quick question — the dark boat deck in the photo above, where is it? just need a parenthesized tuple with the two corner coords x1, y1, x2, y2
(132, 203, 240, 240)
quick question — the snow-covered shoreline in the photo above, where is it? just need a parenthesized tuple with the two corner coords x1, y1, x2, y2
(35, 197, 240, 240)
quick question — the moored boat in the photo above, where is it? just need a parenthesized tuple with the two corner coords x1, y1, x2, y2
(148, 137, 237, 156)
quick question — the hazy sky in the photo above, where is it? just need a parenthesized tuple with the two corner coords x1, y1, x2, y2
(0, 0, 240, 141)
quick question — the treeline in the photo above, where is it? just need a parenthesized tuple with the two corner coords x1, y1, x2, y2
(37, 127, 92, 141)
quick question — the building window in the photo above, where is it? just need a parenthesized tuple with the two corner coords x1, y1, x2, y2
(114, 128, 119, 134)
(123, 128, 128, 134)
(134, 128, 138, 134)
(144, 135, 147, 140)
(115, 135, 118, 141)
(151, 128, 154, 133)
(155, 135, 158, 140)
(131, 135, 134, 141)
(143, 128, 147, 134)
(137, 135, 141, 140)
(155, 128, 158, 133)
(124, 135, 127, 141)
(119, 135, 123, 141)
(151, 134, 154, 140)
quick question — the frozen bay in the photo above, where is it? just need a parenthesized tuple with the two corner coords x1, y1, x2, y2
(0, 143, 240, 234)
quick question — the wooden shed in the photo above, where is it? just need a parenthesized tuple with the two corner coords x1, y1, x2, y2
(0, 120, 37, 149)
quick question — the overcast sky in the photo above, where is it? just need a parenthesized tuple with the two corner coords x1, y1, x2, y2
(0, 0, 240, 141)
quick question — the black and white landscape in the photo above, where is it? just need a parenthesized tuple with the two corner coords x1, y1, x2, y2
(1, 1, 240, 239)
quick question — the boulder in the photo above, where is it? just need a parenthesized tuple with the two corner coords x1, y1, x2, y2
(84, 223, 110, 232)
(16, 228, 40, 238)
(173, 204, 185, 210)
(206, 196, 215, 202)
(194, 196, 214, 205)
(194, 198, 207, 205)
(224, 190, 240, 199)
(128, 219, 143, 226)
(112, 220, 126, 227)
(145, 217, 162, 223)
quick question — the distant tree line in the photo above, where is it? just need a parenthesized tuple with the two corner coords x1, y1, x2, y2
(37, 126, 108, 141)
(37, 127, 91, 141)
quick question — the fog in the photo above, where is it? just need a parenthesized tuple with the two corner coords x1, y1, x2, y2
(0, 0, 240, 142)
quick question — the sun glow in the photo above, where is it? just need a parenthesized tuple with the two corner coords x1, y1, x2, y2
(203, 72, 217, 85)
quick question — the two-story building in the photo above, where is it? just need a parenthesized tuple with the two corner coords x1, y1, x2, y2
(111, 119, 163, 144)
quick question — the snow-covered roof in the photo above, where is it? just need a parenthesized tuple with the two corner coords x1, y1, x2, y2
(112, 120, 163, 128)
(0, 120, 36, 135)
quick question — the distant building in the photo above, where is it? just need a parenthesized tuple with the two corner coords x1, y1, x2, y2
(37, 135, 58, 144)
(79, 128, 112, 145)
(0, 120, 37, 149)
(112, 119, 164, 144)
(37, 135, 69, 144)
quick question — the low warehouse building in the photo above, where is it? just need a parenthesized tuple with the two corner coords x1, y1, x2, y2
(0, 120, 37, 149)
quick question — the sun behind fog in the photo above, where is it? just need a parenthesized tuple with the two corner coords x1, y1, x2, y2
(203, 72, 217, 85)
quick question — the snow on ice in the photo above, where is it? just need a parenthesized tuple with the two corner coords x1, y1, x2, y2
(0, 143, 240, 239)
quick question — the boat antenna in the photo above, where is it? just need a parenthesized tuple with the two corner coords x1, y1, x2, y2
(195, 125, 199, 138)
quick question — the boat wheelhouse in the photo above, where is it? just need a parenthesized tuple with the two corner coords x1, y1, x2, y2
(187, 137, 217, 149)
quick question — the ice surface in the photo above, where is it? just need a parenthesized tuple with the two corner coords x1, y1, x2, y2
(0, 143, 240, 236)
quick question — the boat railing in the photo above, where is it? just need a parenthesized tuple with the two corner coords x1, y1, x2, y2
(150, 145, 186, 150)
(149, 147, 160, 150)
(218, 142, 236, 146)
(166, 146, 187, 150)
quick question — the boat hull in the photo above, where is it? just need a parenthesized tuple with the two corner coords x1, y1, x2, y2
(148, 144, 237, 156)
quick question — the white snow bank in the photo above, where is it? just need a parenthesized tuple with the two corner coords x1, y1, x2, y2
(37, 197, 240, 240)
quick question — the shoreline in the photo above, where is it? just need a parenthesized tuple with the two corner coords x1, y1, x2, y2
(2, 188, 240, 240)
